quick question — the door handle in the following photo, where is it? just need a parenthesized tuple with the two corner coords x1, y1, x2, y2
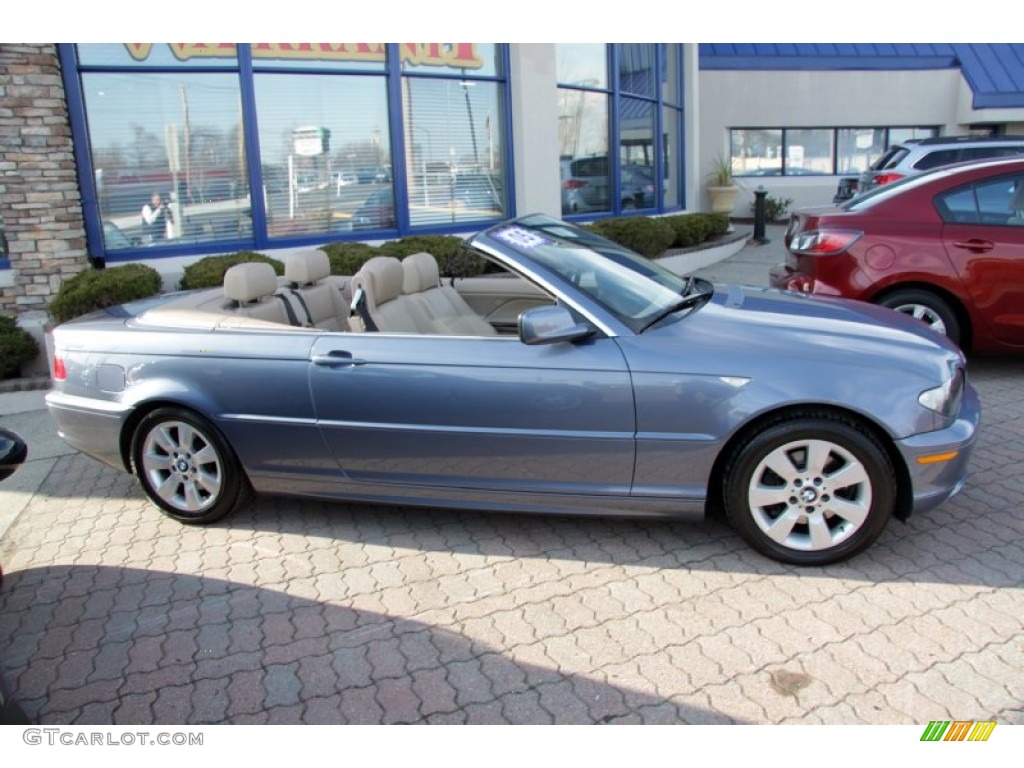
(312, 351, 367, 368)
(952, 239, 995, 253)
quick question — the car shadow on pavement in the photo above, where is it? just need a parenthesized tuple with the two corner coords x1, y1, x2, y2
(0, 563, 745, 725)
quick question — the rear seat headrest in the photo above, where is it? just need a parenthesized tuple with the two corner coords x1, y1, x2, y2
(286, 250, 331, 286)
(402, 252, 440, 295)
(353, 256, 404, 305)
(223, 262, 278, 304)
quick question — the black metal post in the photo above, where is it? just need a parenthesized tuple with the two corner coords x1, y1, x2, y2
(753, 186, 770, 244)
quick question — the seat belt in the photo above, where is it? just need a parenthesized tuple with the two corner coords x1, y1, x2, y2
(351, 287, 378, 332)
(273, 294, 302, 327)
(288, 289, 314, 326)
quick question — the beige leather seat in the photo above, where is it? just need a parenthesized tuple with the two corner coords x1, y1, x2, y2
(284, 250, 350, 330)
(349, 256, 433, 333)
(223, 262, 294, 325)
(402, 252, 497, 336)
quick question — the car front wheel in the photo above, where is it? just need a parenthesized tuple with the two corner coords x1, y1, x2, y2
(722, 415, 895, 566)
(131, 407, 250, 524)
(876, 289, 960, 346)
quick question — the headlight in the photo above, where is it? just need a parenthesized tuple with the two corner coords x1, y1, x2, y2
(918, 363, 965, 418)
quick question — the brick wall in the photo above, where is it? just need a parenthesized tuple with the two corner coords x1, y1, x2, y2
(0, 43, 88, 317)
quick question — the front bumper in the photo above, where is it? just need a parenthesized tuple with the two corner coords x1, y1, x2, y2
(895, 382, 981, 517)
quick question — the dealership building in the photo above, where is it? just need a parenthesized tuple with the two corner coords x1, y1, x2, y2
(2, 42, 1024, 323)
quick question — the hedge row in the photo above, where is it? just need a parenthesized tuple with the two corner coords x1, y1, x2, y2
(0, 315, 39, 380)
(48, 264, 163, 324)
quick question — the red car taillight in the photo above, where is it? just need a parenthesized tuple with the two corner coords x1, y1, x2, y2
(873, 172, 904, 186)
(53, 354, 66, 381)
(563, 180, 587, 190)
(790, 230, 863, 256)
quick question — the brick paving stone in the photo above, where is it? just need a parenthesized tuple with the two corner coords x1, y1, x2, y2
(2, 358, 1023, 725)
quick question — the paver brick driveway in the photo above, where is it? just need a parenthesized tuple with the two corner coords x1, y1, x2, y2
(1, 358, 1022, 725)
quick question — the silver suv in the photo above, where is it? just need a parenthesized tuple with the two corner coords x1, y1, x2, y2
(856, 135, 1024, 195)
(835, 135, 1024, 201)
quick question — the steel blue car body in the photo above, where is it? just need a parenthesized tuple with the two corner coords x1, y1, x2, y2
(45, 215, 979, 565)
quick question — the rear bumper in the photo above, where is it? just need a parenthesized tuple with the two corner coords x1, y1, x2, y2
(45, 390, 132, 472)
(895, 383, 981, 517)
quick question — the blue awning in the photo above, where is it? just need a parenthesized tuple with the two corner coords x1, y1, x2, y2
(699, 43, 1024, 109)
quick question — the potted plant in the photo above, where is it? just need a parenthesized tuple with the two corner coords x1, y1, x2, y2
(707, 155, 738, 215)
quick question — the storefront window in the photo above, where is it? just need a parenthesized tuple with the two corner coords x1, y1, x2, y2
(66, 43, 511, 258)
(786, 128, 833, 175)
(250, 44, 386, 72)
(619, 44, 656, 98)
(557, 44, 607, 89)
(662, 106, 680, 208)
(732, 129, 783, 176)
(76, 44, 239, 68)
(662, 44, 681, 104)
(557, 44, 683, 217)
(558, 91, 610, 215)
(620, 98, 656, 210)
(836, 128, 885, 174)
(81, 72, 251, 251)
(402, 77, 506, 228)
(254, 74, 392, 239)
(400, 44, 501, 78)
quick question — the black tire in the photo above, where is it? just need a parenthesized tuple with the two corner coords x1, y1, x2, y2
(130, 407, 250, 525)
(876, 289, 961, 346)
(722, 415, 895, 566)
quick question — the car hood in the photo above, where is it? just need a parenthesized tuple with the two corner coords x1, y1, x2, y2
(614, 283, 963, 437)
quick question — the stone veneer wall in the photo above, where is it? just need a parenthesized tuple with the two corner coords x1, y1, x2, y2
(0, 43, 88, 317)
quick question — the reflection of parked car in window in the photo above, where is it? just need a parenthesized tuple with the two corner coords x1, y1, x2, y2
(103, 220, 141, 249)
(352, 188, 396, 231)
(452, 174, 503, 213)
(561, 156, 656, 214)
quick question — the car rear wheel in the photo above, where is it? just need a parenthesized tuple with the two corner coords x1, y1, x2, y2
(131, 407, 249, 524)
(877, 289, 960, 345)
(722, 415, 895, 566)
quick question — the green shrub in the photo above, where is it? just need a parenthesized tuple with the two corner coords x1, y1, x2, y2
(589, 216, 675, 258)
(752, 195, 793, 223)
(49, 264, 163, 324)
(378, 235, 495, 278)
(179, 251, 283, 290)
(0, 315, 39, 379)
(701, 213, 731, 238)
(319, 242, 382, 276)
(663, 214, 708, 248)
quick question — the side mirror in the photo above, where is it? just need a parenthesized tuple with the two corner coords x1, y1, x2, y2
(0, 427, 27, 483)
(519, 306, 592, 346)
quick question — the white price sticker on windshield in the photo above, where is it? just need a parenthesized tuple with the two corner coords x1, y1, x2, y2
(494, 226, 547, 250)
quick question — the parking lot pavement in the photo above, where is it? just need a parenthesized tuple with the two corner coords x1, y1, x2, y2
(0, 228, 1022, 725)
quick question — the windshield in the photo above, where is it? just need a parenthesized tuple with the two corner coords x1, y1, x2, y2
(480, 215, 708, 333)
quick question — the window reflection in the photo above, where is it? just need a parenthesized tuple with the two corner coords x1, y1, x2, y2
(402, 78, 505, 228)
(556, 44, 608, 89)
(82, 73, 251, 250)
(619, 44, 656, 97)
(620, 98, 656, 210)
(558, 91, 610, 215)
(254, 74, 392, 238)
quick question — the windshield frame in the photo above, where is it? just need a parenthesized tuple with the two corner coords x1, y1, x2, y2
(470, 214, 710, 335)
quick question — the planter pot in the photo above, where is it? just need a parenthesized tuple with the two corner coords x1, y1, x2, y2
(707, 185, 738, 215)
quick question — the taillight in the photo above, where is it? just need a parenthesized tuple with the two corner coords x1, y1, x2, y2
(53, 354, 67, 381)
(790, 230, 863, 256)
(563, 180, 587, 190)
(874, 172, 904, 186)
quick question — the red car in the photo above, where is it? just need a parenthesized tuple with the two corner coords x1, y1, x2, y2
(770, 157, 1024, 352)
